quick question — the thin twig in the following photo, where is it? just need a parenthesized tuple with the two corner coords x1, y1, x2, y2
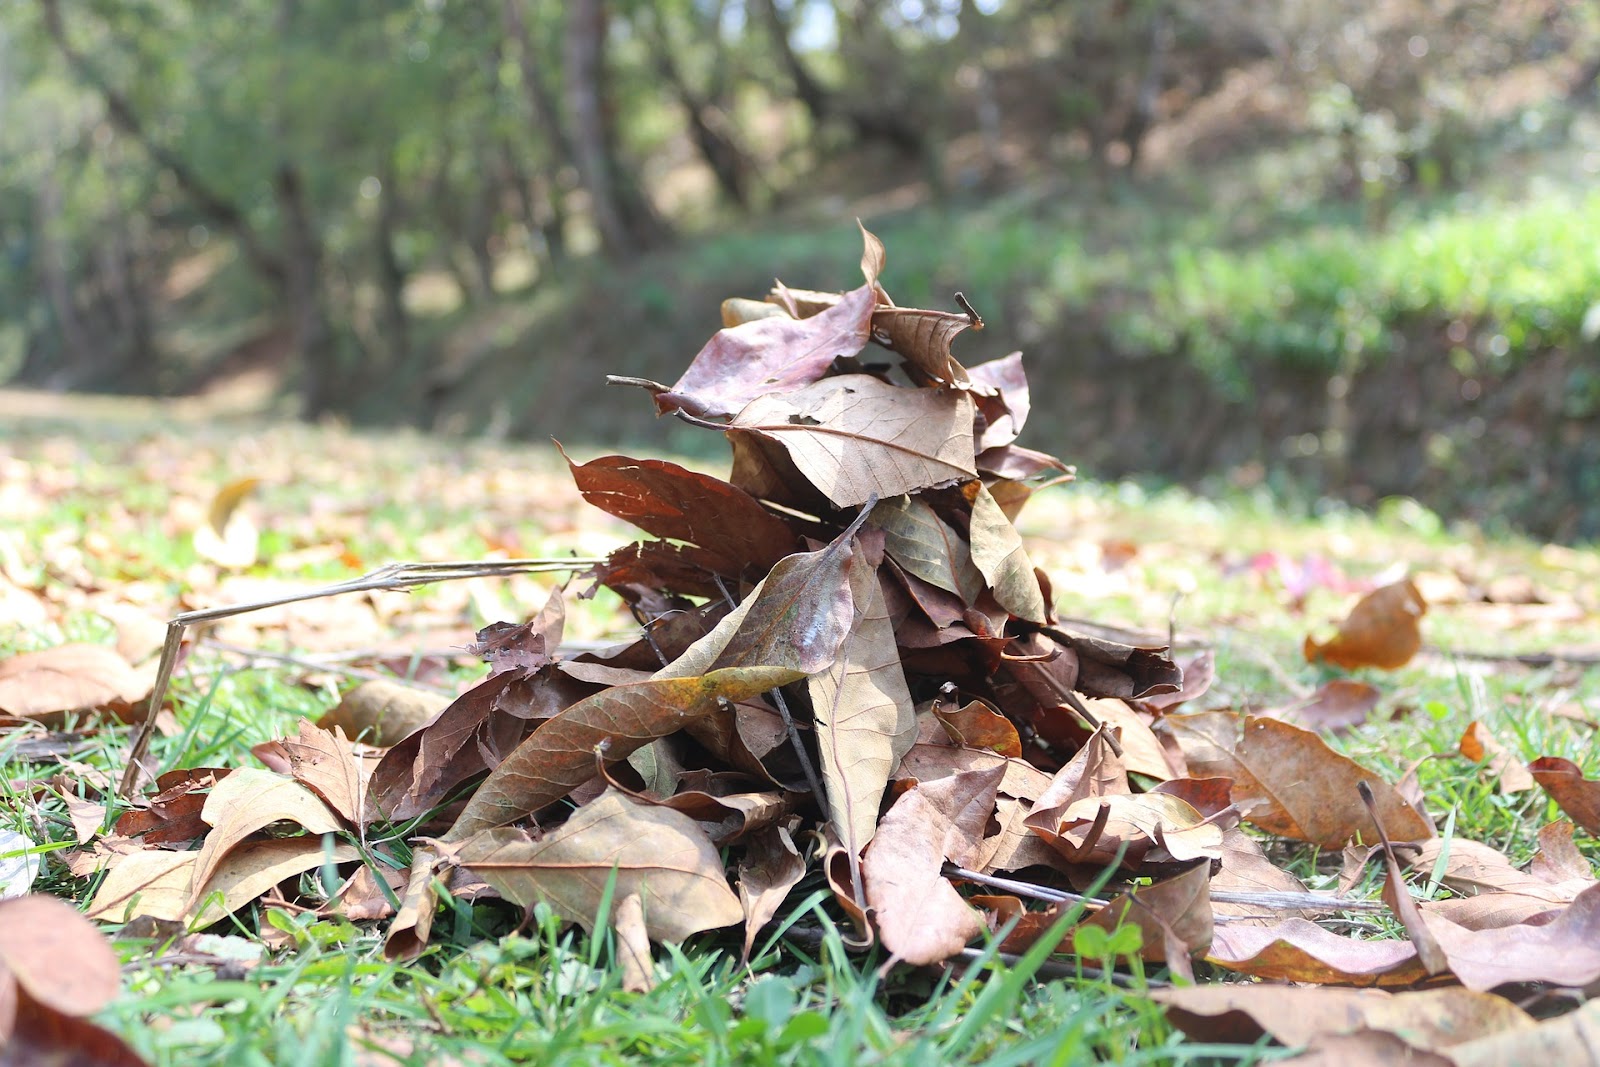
(117, 557, 608, 797)
(196, 639, 458, 696)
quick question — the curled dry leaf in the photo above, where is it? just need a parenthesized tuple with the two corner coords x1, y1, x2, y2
(255, 719, 370, 826)
(932, 696, 1021, 758)
(188, 768, 343, 909)
(0, 643, 151, 725)
(1303, 577, 1427, 670)
(1207, 917, 1428, 986)
(0, 894, 120, 1016)
(1163, 713, 1433, 849)
(1422, 881, 1600, 991)
(451, 789, 743, 943)
(192, 476, 261, 569)
(872, 495, 984, 606)
(965, 482, 1047, 623)
(1075, 862, 1214, 980)
(1527, 756, 1600, 834)
(737, 822, 808, 963)
(861, 766, 1002, 965)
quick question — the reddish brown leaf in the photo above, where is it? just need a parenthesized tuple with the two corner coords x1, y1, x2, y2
(1303, 578, 1427, 670)
(933, 697, 1021, 758)
(1163, 713, 1433, 849)
(1528, 756, 1600, 834)
(0, 643, 150, 725)
(317, 679, 447, 748)
(1132, 650, 1215, 715)
(1, 985, 149, 1067)
(869, 301, 977, 386)
(725, 375, 977, 509)
(966, 351, 1031, 450)
(563, 451, 796, 585)
(1077, 862, 1214, 980)
(468, 590, 564, 678)
(862, 767, 1002, 965)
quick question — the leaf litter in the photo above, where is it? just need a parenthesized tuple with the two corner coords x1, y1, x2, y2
(3, 226, 1599, 1064)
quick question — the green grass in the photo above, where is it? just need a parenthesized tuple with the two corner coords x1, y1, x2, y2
(2, 413, 1597, 1065)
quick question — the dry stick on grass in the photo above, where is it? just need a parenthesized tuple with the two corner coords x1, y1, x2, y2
(197, 639, 460, 696)
(117, 558, 608, 798)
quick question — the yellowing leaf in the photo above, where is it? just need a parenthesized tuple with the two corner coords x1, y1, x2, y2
(965, 482, 1047, 622)
(193, 476, 261, 568)
(1304, 578, 1426, 670)
(189, 768, 343, 909)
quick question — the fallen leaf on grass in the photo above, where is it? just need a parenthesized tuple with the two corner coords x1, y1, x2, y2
(861, 767, 1001, 965)
(1155, 985, 1533, 1054)
(1075, 862, 1214, 980)
(1528, 756, 1600, 834)
(1263, 679, 1382, 733)
(1163, 713, 1432, 848)
(192, 476, 261, 569)
(1303, 578, 1426, 670)
(253, 719, 370, 826)
(613, 892, 656, 993)
(88, 837, 358, 925)
(1458, 722, 1535, 793)
(0, 643, 150, 725)
(1207, 917, 1427, 986)
(1422, 881, 1600, 990)
(0, 895, 145, 1066)
(189, 768, 344, 907)
(317, 679, 447, 748)
(1445, 999, 1600, 1067)
(451, 789, 742, 943)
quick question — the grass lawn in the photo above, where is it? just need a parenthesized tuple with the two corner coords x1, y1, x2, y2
(2, 408, 1597, 1065)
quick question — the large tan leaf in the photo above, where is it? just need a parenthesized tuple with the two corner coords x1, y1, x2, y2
(189, 768, 343, 908)
(445, 666, 802, 839)
(965, 482, 1047, 622)
(254, 719, 369, 826)
(1076, 863, 1214, 979)
(862, 767, 1001, 965)
(1163, 713, 1433, 849)
(808, 561, 916, 895)
(1448, 999, 1600, 1067)
(0, 895, 120, 1016)
(0, 643, 150, 725)
(1156, 986, 1534, 1054)
(1207, 917, 1427, 986)
(87, 838, 357, 925)
(1422, 882, 1600, 990)
(872, 495, 983, 605)
(451, 790, 742, 943)
(726, 375, 976, 509)
(1407, 835, 1590, 905)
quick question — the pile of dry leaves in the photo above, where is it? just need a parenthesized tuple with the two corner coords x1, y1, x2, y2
(9, 226, 1600, 1063)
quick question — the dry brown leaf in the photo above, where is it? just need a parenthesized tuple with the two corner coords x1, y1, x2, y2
(318, 679, 447, 747)
(737, 822, 808, 962)
(0, 895, 120, 1016)
(451, 790, 743, 943)
(0, 643, 150, 725)
(873, 495, 984, 605)
(62, 795, 106, 845)
(808, 558, 916, 897)
(1303, 578, 1427, 670)
(1034, 792, 1225, 867)
(255, 719, 369, 826)
(1407, 835, 1590, 906)
(188, 768, 343, 908)
(1530, 820, 1594, 883)
(1458, 722, 1535, 793)
(88, 838, 358, 925)
(933, 697, 1021, 758)
(1528, 756, 1600, 834)
(725, 375, 977, 509)
(1077, 862, 1214, 980)
(0, 985, 150, 1067)
(1155, 985, 1534, 1054)
(862, 767, 1002, 965)
(1447, 999, 1600, 1067)
(1264, 678, 1382, 733)
(1163, 713, 1433, 848)
(1207, 917, 1427, 986)
(1423, 882, 1600, 990)
(614, 892, 656, 994)
(1210, 827, 1315, 926)
(965, 482, 1047, 623)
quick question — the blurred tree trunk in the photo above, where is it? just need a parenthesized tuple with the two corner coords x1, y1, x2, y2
(562, 0, 666, 256)
(274, 164, 343, 419)
(33, 176, 89, 386)
(636, 6, 756, 210)
(373, 156, 410, 375)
